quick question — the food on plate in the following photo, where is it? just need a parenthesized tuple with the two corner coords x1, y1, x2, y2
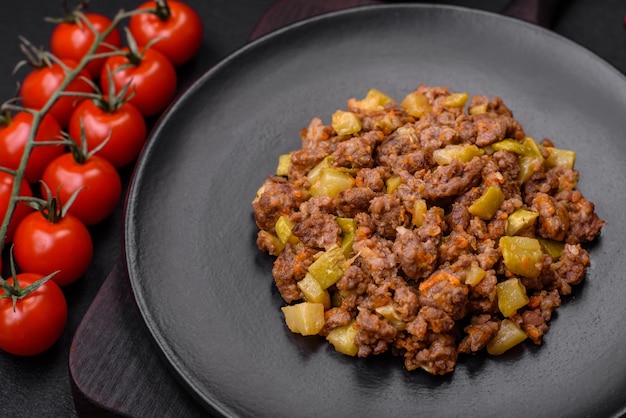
(252, 85, 605, 374)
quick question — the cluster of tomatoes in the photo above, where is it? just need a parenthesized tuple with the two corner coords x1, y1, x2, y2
(0, 0, 202, 356)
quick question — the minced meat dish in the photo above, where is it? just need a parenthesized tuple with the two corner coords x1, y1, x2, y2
(252, 85, 605, 375)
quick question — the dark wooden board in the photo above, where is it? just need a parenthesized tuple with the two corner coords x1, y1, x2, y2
(70, 261, 209, 417)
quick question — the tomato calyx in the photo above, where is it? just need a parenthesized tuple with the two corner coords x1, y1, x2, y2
(67, 133, 89, 165)
(35, 194, 64, 224)
(121, 29, 146, 67)
(65, 124, 109, 165)
(75, 68, 134, 113)
(0, 109, 13, 128)
(45, 0, 90, 24)
(152, 0, 172, 22)
(118, 27, 162, 68)
(0, 250, 58, 311)
(24, 182, 81, 225)
(96, 69, 135, 113)
(15, 37, 55, 71)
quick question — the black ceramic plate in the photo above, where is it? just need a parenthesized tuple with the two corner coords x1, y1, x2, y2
(124, 4, 626, 417)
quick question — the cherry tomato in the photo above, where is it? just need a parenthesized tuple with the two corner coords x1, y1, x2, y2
(0, 112, 64, 183)
(68, 98, 147, 168)
(100, 47, 177, 117)
(21, 58, 93, 127)
(0, 171, 33, 243)
(41, 153, 122, 226)
(14, 210, 93, 287)
(129, 0, 203, 66)
(0, 273, 68, 356)
(51, 12, 122, 79)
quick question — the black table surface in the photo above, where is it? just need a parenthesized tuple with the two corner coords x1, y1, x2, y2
(0, 0, 624, 416)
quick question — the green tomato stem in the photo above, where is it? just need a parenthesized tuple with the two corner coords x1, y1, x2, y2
(0, 8, 139, 254)
(154, 0, 172, 21)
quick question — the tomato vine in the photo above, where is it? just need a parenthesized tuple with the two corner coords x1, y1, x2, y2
(0, 0, 203, 355)
(0, 3, 166, 253)
(1, 8, 125, 252)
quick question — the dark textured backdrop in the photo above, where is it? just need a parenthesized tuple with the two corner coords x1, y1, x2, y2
(0, 0, 624, 416)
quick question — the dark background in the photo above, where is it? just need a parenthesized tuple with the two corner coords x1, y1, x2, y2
(0, 0, 624, 416)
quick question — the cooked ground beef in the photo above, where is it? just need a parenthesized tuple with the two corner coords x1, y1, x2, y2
(252, 85, 605, 375)
(290, 197, 341, 250)
(253, 176, 308, 233)
(271, 243, 318, 303)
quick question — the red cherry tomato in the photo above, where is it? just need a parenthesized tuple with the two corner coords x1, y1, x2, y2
(0, 112, 64, 183)
(14, 211, 93, 287)
(0, 171, 33, 243)
(129, 0, 203, 66)
(100, 47, 177, 117)
(41, 153, 122, 226)
(68, 98, 147, 168)
(51, 12, 122, 79)
(0, 273, 68, 356)
(21, 58, 93, 127)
